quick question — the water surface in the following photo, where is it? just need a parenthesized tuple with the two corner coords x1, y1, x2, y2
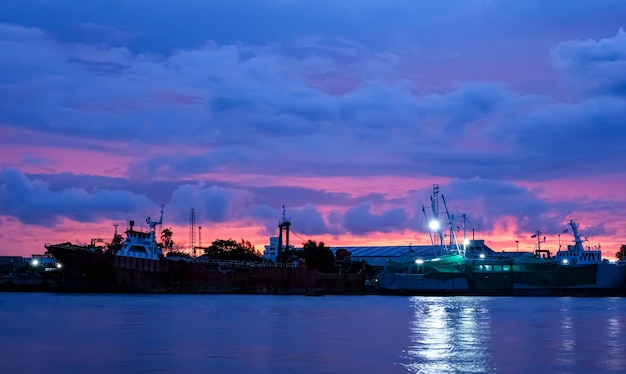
(0, 293, 624, 373)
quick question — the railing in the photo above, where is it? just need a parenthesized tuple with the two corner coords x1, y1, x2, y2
(205, 259, 297, 268)
(165, 257, 298, 268)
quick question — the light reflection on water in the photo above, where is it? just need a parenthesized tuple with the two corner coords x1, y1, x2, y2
(557, 299, 576, 366)
(403, 297, 490, 373)
(400, 296, 626, 374)
(0, 294, 625, 373)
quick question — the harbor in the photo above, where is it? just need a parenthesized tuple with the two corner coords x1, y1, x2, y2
(3, 187, 626, 296)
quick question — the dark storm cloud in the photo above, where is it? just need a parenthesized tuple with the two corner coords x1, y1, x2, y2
(168, 184, 253, 224)
(434, 178, 622, 237)
(0, 168, 154, 225)
(552, 28, 626, 97)
(30, 172, 179, 204)
(2, 1, 626, 255)
(500, 96, 626, 182)
(2, 20, 625, 186)
(288, 204, 341, 238)
(248, 186, 354, 208)
(343, 203, 414, 235)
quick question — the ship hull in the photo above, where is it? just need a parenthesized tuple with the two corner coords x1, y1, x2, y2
(46, 245, 365, 294)
(378, 255, 626, 296)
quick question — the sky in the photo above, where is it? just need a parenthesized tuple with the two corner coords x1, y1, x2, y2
(1, 0, 626, 259)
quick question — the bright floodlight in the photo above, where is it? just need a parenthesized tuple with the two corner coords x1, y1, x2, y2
(479, 253, 485, 259)
(415, 259, 424, 265)
(463, 239, 470, 246)
(428, 220, 440, 231)
(56, 263, 62, 269)
(562, 259, 569, 265)
(32, 259, 39, 266)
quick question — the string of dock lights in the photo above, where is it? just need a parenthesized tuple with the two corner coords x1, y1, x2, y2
(30, 259, 63, 269)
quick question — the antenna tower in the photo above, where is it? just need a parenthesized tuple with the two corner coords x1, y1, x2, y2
(189, 208, 196, 256)
(199, 226, 202, 249)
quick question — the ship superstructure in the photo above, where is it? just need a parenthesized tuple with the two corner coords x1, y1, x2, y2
(377, 186, 626, 295)
(115, 206, 164, 261)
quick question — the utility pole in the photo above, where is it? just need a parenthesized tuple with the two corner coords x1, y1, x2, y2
(189, 208, 196, 257)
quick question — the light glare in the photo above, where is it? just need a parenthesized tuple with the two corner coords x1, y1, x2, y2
(428, 220, 440, 231)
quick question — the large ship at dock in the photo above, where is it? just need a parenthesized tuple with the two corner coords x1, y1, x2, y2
(377, 186, 626, 296)
(45, 207, 365, 294)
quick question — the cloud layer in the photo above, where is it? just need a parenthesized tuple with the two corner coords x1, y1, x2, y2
(1, 1, 626, 257)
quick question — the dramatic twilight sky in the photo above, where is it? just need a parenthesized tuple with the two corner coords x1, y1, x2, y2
(1, 0, 626, 258)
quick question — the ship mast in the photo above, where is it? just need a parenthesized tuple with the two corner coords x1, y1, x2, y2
(145, 204, 164, 255)
(429, 184, 446, 248)
(568, 220, 586, 252)
(532, 230, 546, 251)
(422, 205, 435, 246)
(441, 194, 461, 255)
(277, 206, 291, 266)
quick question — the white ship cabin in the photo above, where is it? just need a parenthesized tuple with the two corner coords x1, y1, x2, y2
(554, 220, 602, 265)
(263, 237, 295, 262)
(555, 246, 602, 265)
(115, 217, 163, 261)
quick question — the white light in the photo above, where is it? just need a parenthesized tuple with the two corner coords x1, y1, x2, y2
(31, 259, 39, 266)
(479, 253, 485, 259)
(463, 239, 470, 246)
(56, 263, 62, 269)
(415, 259, 424, 265)
(428, 220, 440, 231)
(562, 259, 569, 265)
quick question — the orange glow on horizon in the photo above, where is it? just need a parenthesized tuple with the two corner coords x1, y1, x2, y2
(2, 214, 624, 261)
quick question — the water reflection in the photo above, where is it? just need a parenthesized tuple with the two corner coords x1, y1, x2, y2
(604, 297, 625, 372)
(2, 294, 626, 373)
(400, 297, 626, 373)
(556, 298, 576, 366)
(403, 297, 490, 373)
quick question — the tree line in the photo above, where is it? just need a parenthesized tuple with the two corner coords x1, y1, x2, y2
(157, 228, 350, 273)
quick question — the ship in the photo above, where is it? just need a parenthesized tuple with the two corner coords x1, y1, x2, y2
(45, 207, 365, 294)
(377, 186, 626, 296)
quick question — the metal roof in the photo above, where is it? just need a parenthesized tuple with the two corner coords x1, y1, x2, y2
(330, 241, 496, 267)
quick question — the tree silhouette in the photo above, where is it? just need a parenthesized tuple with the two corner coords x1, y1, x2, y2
(107, 234, 124, 253)
(302, 240, 335, 273)
(160, 228, 174, 252)
(204, 239, 262, 261)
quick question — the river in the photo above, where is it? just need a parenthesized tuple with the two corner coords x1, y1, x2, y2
(0, 293, 624, 373)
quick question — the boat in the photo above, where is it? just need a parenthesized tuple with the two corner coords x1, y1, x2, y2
(45, 207, 365, 294)
(377, 186, 626, 296)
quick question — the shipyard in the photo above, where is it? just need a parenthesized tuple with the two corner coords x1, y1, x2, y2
(3, 185, 625, 296)
(4, 2, 626, 373)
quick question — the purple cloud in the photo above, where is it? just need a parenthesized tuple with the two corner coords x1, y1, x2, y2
(0, 168, 155, 225)
(2, 1, 626, 256)
(552, 28, 626, 97)
(343, 203, 413, 235)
